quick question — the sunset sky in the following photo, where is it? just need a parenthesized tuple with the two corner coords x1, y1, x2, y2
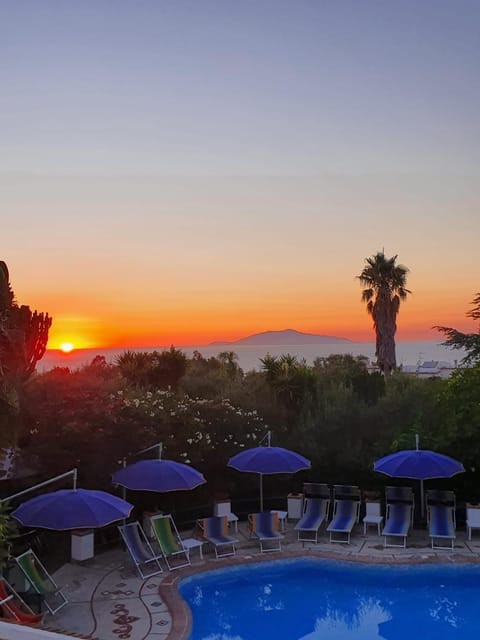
(2, 1, 479, 350)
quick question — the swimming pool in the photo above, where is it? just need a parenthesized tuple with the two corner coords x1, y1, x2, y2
(179, 558, 480, 639)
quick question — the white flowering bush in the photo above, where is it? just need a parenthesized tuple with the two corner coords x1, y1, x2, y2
(117, 388, 266, 485)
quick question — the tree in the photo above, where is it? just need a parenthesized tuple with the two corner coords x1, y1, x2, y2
(434, 292, 480, 365)
(429, 363, 480, 498)
(116, 347, 187, 390)
(357, 251, 410, 375)
(217, 351, 243, 379)
(0, 261, 51, 452)
(260, 353, 317, 437)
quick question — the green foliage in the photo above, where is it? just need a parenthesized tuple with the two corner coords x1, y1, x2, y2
(0, 261, 14, 311)
(16, 344, 478, 504)
(0, 501, 19, 570)
(0, 261, 52, 383)
(22, 362, 127, 486)
(260, 353, 317, 417)
(0, 260, 52, 449)
(116, 347, 187, 390)
(352, 372, 386, 406)
(431, 365, 480, 459)
(435, 293, 480, 365)
(313, 353, 368, 377)
(117, 387, 265, 492)
(180, 351, 243, 399)
(23, 360, 265, 493)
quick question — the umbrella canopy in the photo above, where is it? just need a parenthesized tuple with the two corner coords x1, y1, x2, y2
(374, 450, 465, 480)
(227, 432, 310, 510)
(374, 434, 465, 518)
(228, 446, 310, 475)
(11, 489, 133, 531)
(112, 459, 206, 492)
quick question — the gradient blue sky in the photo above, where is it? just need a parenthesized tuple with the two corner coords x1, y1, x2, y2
(2, 1, 479, 348)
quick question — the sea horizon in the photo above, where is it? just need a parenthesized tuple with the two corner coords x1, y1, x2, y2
(38, 340, 466, 373)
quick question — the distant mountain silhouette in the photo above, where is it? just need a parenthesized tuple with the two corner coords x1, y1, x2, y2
(209, 329, 352, 346)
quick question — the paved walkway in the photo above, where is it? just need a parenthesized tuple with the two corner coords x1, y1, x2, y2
(19, 521, 480, 640)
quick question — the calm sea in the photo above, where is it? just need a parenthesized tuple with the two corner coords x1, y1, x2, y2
(38, 340, 465, 373)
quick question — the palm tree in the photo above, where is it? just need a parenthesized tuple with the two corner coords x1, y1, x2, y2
(357, 251, 410, 375)
(217, 351, 242, 378)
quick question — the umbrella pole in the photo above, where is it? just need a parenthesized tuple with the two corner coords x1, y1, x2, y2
(121, 457, 127, 502)
(260, 475, 263, 511)
(121, 457, 127, 524)
(420, 478, 425, 520)
(416, 434, 425, 520)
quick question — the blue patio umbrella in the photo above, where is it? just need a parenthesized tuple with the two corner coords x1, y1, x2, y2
(374, 450, 464, 479)
(374, 434, 465, 517)
(112, 459, 206, 492)
(11, 489, 134, 531)
(227, 431, 310, 510)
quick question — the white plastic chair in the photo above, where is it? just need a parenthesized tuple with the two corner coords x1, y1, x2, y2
(363, 501, 383, 535)
(466, 507, 480, 541)
(214, 500, 239, 532)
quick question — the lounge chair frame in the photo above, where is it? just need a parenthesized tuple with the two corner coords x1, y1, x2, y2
(295, 496, 330, 544)
(248, 512, 284, 553)
(118, 521, 163, 578)
(333, 485, 361, 499)
(150, 513, 191, 571)
(425, 489, 456, 510)
(197, 515, 238, 558)
(382, 503, 413, 548)
(385, 486, 415, 508)
(428, 504, 456, 550)
(15, 548, 68, 614)
(327, 497, 361, 544)
(426, 490, 456, 550)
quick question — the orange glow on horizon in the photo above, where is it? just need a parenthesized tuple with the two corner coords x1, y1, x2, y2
(41, 284, 478, 351)
(45, 316, 478, 351)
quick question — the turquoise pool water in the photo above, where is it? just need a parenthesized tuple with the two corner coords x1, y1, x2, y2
(179, 558, 480, 639)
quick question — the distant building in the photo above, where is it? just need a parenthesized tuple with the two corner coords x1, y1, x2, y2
(400, 360, 457, 379)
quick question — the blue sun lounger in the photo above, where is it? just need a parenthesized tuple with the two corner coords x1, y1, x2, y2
(385, 486, 414, 507)
(333, 484, 361, 499)
(428, 504, 456, 550)
(197, 515, 238, 558)
(118, 521, 163, 578)
(248, 511, 284, 552)
(327, 498, 360, 544)
(295, 496, 330, 544)
(382, 502, 413, 548)
(426, 489, 455, 506)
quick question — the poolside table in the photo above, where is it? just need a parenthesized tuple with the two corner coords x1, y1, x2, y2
(182, 538, 204, 560)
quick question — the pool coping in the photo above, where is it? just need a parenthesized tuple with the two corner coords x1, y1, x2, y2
(159, 547, 480, 640)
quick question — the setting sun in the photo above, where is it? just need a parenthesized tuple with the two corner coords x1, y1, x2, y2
(59, 342, 75, 354)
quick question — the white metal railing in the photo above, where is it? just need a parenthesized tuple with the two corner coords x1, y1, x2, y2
(0, 620, 80, 639)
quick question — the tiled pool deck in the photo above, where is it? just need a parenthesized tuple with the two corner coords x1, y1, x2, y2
(17, 520, 480, 640)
